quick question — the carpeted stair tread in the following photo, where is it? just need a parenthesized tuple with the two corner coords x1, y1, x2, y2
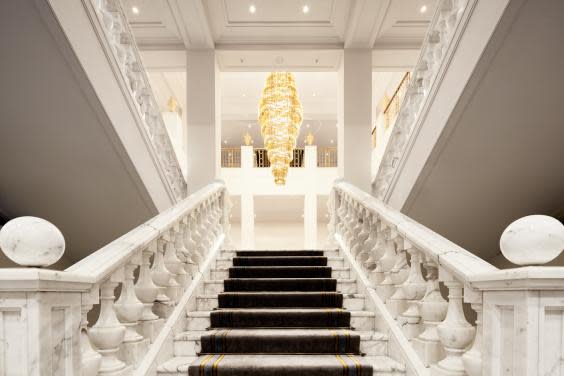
(229, 266, 332, 278)
(199, 328, 361, 354)
(233, 256, 328, 266)
(218, 291, 343, 308)
(188, 354, 373, 376)
(224, 278, 337, 292)
(209, 308, 351, 328)
(236, 250, 325, 257)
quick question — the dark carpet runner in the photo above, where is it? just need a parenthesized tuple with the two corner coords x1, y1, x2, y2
(189, 250, 372, 376)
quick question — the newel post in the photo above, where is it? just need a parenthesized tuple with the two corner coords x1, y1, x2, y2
(0, 217, 83, 375)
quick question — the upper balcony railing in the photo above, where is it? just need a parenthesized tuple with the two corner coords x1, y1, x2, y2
(89, 0, 187, 200)
(317, 146, 338, 167)
(373, 0, 470, 201)
(328, 180, 564, 375)
(220, 147, 337, 168)
(0, 181, 231, 374)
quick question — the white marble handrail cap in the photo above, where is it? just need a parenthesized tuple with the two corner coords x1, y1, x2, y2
(0, 216, 65, 267)
(500, 215, 564, 266)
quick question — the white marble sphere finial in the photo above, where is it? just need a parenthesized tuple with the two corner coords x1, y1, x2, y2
(0, 216, 65, 267)
(500, 215, 564, 266)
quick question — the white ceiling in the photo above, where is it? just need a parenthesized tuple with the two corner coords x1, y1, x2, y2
(123, 0, 434, 71)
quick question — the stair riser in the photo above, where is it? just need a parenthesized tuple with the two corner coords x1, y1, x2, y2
(215, 258, 343, 269)
(196, 296, 365, 311)
(186, 315, 374, 331)
(221, 250, 340, 259)
(211, 269, 349, 280)
(173, 337, 386, 356)
(204, 281, 357, 295)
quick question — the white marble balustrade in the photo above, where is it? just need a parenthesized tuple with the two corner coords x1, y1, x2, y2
(373, 0, 471, 201)
(0, 181, 230, 375)
(328, 181, 564, 376)
(89, 0, 186, 201)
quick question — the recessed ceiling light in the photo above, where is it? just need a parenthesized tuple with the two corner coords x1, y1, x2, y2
(248, 124, 252, 128)
(223, 140, 228, 144)
(312, 92, 316, 97)
(132, 6, 140, 14)
(306, 123, 310, 128)
(242, 93, 247, 97)
(249, 4, 256, 13)
(420, 5, 427, 13)
(302, 5, 310, 14)
(330, 139, 334, 144)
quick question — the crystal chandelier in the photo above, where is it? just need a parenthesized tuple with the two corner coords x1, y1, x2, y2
(258, 72, 303, 185)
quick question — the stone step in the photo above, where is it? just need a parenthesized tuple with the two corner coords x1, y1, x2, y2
(157, 355, 405, 376)
(173, 330, 388, 357)
(204, 279, 357, 295)
(215, 256, 344, 269)
(186, 310, 376, 331)
(210, 266, 350, 280)
(196, 293, 365, 311)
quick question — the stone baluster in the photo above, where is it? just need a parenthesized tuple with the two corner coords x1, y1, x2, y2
(173, 221, 194, 279)
(432, 271, 475, 376)
(196, 206, 212, 253)
(213, 196, 224, 237)
(335, 192, 348, 235)
(161, 232, 184, 301)
(358, 213, 377, 268)
(165, 226, 189, 288)
(342, 198, 355, 244)
(412, 256, 448, 366)
(363, 216, 382, 271)
(398, 246, 428, 338)
(371, 226, 397, 292)
(115, 256, 148, 366)
(351, 207, 370, 259)
(385, 237, 411, 318)
(80, 295, 102, 376)
(151, 236, 174, 307)
(185, 213, 203, 264)
(88, 269, 129, 374)
(347, 202, 363, 249)
(201, 201, 216, 247)
(189, 210, 205, 261)
(135, 241, 164, 342)
(462, 289, 483, 376)
(179, 216, 199, 273)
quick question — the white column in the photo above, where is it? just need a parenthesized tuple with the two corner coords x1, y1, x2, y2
(338, 49, 372, 191)
(186, 50, 220, 192)
(241, 146, 255, 248)
(304, 145, 317, 248)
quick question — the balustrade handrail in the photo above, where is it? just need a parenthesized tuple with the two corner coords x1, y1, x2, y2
(382, 72, 411, 116)
(332, 181, 497, 284)
(66, 182, 225, 283)
(0, 181, 231, 374)
(89, 0, 187, 201)
(373, 0, 472, 200)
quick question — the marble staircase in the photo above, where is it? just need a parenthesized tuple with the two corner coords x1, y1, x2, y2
(156, 249, 406, 376)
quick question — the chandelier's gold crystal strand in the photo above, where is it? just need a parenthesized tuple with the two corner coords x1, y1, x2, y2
(258, 72, 303, 185)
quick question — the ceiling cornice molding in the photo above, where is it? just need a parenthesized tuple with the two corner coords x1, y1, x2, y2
(367, 0, 392, 48)
(166, 0, 191, 48)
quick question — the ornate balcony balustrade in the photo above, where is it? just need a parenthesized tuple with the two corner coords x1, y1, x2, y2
(89, 0, 187, 200)
(328, 180, 564, 375)
(373, 0, 471, 201)
(0, 182, 231, 375)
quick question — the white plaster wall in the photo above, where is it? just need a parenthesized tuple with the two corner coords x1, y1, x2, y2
(229, 221, 329, 250)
